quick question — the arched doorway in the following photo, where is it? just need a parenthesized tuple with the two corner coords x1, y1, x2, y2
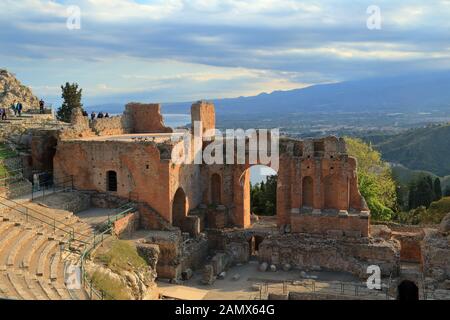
(172, 188, 187, 230)
(211, 173, 221, 204)
(107, 171, 117, 192)
(302, 176, 313, 207)
(397, 280, 419, 300)
(236, 165, 278, 228)
(249, 165, 277, 216)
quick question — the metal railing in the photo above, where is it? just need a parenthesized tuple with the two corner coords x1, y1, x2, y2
(31, 175, 74, 200)
(254, 278, 392, 300)
(79, 202, 137, 300)
(0, 194, 93, 245)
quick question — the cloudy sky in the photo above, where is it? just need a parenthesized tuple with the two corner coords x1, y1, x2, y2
(1, 0, 449, 105)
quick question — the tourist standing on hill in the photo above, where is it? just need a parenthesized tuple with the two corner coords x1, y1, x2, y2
(17, 102, 23, 116)
(105, 112, 109, 118)
(11, 102, 17, 116)
(97, 111, 104, 119)
(39, 99, 45, 114)
(90, 111, 96, 121)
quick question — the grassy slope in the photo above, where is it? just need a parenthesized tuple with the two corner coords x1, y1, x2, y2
(0, 143, 18, 176)
(372, 123, 450, 177)
(91, 239, 148, 300)
(424, 197, 450, 224)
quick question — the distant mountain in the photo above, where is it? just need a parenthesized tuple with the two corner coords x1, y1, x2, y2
(369, 123, 450, 177)
(88, 71, 450, 116)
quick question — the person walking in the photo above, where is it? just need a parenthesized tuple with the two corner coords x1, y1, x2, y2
(17, 102, 23, 116)
(39, 99, 45, 114)
(0, 108, 6, 120)
(11, 102, 17, 116)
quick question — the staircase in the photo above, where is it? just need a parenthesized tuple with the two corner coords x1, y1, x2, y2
(0, 197, 95, 300)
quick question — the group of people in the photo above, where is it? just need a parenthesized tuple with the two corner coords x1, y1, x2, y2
(11, 101, 24, 116)
(0, 101, 23, 121)
(89, 111, 109, 120)
(0, 99, 47, 121)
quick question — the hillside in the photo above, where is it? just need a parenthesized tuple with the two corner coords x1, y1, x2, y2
(0, 69, 40, 110)
(371, 123, 450, 177)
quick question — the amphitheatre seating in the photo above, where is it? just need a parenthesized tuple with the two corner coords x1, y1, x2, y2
(0, 198, 93, 300)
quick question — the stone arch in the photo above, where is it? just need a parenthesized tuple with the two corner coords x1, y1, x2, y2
(323, 174, 339, 209)
(302, 176, 314, 207)
(106, 170, 117, 192)
(211, 173, 222, 204)
(236, 165, 278, 228)
(397, 280, 419, 300)
(172, 187, 187, 230)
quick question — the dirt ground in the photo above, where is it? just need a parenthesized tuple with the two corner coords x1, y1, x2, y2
(157, 261, 362, 300)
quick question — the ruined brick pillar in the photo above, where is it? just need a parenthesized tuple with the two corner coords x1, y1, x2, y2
(233, 167, 251, 228)
(124, 103, 172, 133)
(191, 101, 216, 138)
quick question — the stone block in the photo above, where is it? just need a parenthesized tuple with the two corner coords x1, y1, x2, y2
(282, 263, 292, 271)
(259, 262, 268, 272)
(327, 230, 344, 238)
(344, 230, 362, 238)
(136, 243, 160, 270)
(201, 264, 215, 285)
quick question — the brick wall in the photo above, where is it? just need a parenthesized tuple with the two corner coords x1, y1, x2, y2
(113, 212, 139, 237)
(290, 214, 369, 237)
(124, 103, 172, 134)
(90, 116, 127, 136)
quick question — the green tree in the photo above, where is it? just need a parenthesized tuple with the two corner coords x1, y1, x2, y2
(250, 174, 277, 216)
(345, 137, 397, 221)
(433, 177, 442, 201)
(57, 82, 83, 123)
(408, 175, 435, 209)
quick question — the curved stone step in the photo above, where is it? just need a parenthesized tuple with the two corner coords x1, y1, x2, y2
(10, 231, 38, 268)
(50, 252, 61, 281)
(22, 235, 47, 269)
(6, 229, 34, 266)
(7, 272, 35, 300)
(0, 226, 21, 271)
(23, 275, 48, 300)
(0, 201, 93, 300)
(0, 221, 14, 235)
(36, 242, 58, 277)
(37, 278, 60, 300)
(0, 272, 19, 299)
(0, 226, 25, 270)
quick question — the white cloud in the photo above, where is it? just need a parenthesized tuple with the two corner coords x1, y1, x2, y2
(1, 0, 450, 103)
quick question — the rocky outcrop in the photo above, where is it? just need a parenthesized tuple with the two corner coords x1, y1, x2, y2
(422, 224, 450, 290)
(0, 69, 39, 110)
(58, 107, 95, 139)
(85, 260, 159, 300)
(439, 213, 450, 233)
